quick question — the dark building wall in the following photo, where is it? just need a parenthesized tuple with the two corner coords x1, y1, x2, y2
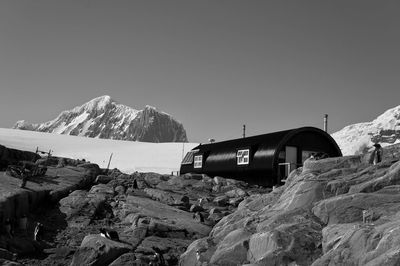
(180, 127, 342, 186)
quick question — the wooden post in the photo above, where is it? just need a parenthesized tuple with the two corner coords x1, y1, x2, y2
(106, 153, 113, 173)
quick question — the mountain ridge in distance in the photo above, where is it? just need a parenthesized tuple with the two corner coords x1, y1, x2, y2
(13, 95, 188, 143)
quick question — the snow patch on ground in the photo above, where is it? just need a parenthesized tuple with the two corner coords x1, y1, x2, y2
(0, 128, 197, 174)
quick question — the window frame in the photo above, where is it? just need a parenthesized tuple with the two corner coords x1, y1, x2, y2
(193, 154, 203, 169)
(236, 148, 250, 165)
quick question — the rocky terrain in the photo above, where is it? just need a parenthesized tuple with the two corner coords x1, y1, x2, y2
(0, 144, 265, 265)
(13, 95, 188, 143)
(180, 143, 400, 266)
(1, 143, 400, 265)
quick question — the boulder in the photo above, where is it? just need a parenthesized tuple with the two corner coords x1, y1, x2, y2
(349, 160, 400, 193)
(311, 220, 400, 266)
(229, 197, 244, 207)
(213, 195, 229, 207)
(213, 176, 227, 186)
(114, 185, 126, 195)
(144, 173, 169, 187)
(108, 252, 137, 266)
(0, 259, 23, 266)
(207, 212, 225, 224)
(225, 188, 247, 198)
(210, 228, 251, 265)
(312, 186, 400, 225)
(59, 188, 109, 228)
(95, 175, 113, 184)
(181, 173, 203, 180)
(116, 196, 211, 238)
(135, 236, 192, 265)
(89, 184, 114, 198)
(191, 180, 213, 192)
(179, 238, 216, 266)
(190, 204, 204, 213)
(70, 234, 131, 266)
(302, 156, 362, 175)
(166, 176, 200, 189)
(144, 188, 181, 205)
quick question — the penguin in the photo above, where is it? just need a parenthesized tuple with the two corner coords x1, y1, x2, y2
(150, 247, 166, 266)
(34, 222, 43, 241)
(132, 179, 138, 189)
(192, 212, 204, 223)
(196, 249, 201, 261)
(99, 228, 119, 241)
(196, 247, 207, 263)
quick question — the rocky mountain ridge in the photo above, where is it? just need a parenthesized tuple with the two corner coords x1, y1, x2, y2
(13, 95, 188, 143)
(332, 104, 400, 155)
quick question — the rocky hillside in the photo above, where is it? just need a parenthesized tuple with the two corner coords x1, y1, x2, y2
(180, 143, 400, 266)
(332, 104, 400, 155)
(13, 95, 188, 143)
(2, 144, 400, 265)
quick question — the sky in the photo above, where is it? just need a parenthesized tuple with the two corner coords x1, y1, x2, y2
(0, 0, 399, 143)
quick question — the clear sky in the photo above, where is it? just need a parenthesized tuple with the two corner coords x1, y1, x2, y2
(0, 0, 399, 143)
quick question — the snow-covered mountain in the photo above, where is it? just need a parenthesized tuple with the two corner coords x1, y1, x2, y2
(332, 105, 400, 155)
(13, 95, 188, 143)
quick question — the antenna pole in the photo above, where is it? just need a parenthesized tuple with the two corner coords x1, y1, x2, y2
(242, 124, 246, 138)
(324, 114, 328, 132)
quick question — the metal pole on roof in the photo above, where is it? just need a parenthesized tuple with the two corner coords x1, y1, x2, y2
(324, 114, 328, 132)
(243, 124, 246, 138)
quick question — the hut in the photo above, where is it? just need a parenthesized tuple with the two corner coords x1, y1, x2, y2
(180, 126, 342, 187)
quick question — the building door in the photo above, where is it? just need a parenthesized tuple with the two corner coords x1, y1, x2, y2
(285, 146, 297, 176)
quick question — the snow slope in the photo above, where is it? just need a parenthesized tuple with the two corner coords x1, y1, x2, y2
(332, 104, 400, 155)
(0, 128, 198, 174)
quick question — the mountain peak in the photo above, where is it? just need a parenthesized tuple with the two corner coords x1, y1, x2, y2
(79, 95, 114, 112)
(13, 95, 188, 143)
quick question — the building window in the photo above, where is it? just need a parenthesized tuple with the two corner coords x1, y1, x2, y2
(181, 150, 198, 165)
(237, 149, 250, 165)
(194, 155, 203, 168)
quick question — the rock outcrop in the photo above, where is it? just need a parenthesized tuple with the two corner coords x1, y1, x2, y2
(0, 144, 40, 170)
(40, 169, 264, 265)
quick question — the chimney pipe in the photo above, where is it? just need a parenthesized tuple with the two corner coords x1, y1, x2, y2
(242, 124, 246, 138)
(324, 114, 328, 132)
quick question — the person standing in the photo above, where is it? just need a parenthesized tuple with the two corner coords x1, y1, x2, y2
(369, 143, 383, 165)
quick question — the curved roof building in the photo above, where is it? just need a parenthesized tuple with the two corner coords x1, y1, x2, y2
(180, 126, 342, 186)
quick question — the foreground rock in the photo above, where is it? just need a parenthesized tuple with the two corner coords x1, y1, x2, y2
(2, 163, 264, 265)
(180, 144, 400, 266)
(70, 235, 131, 266)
